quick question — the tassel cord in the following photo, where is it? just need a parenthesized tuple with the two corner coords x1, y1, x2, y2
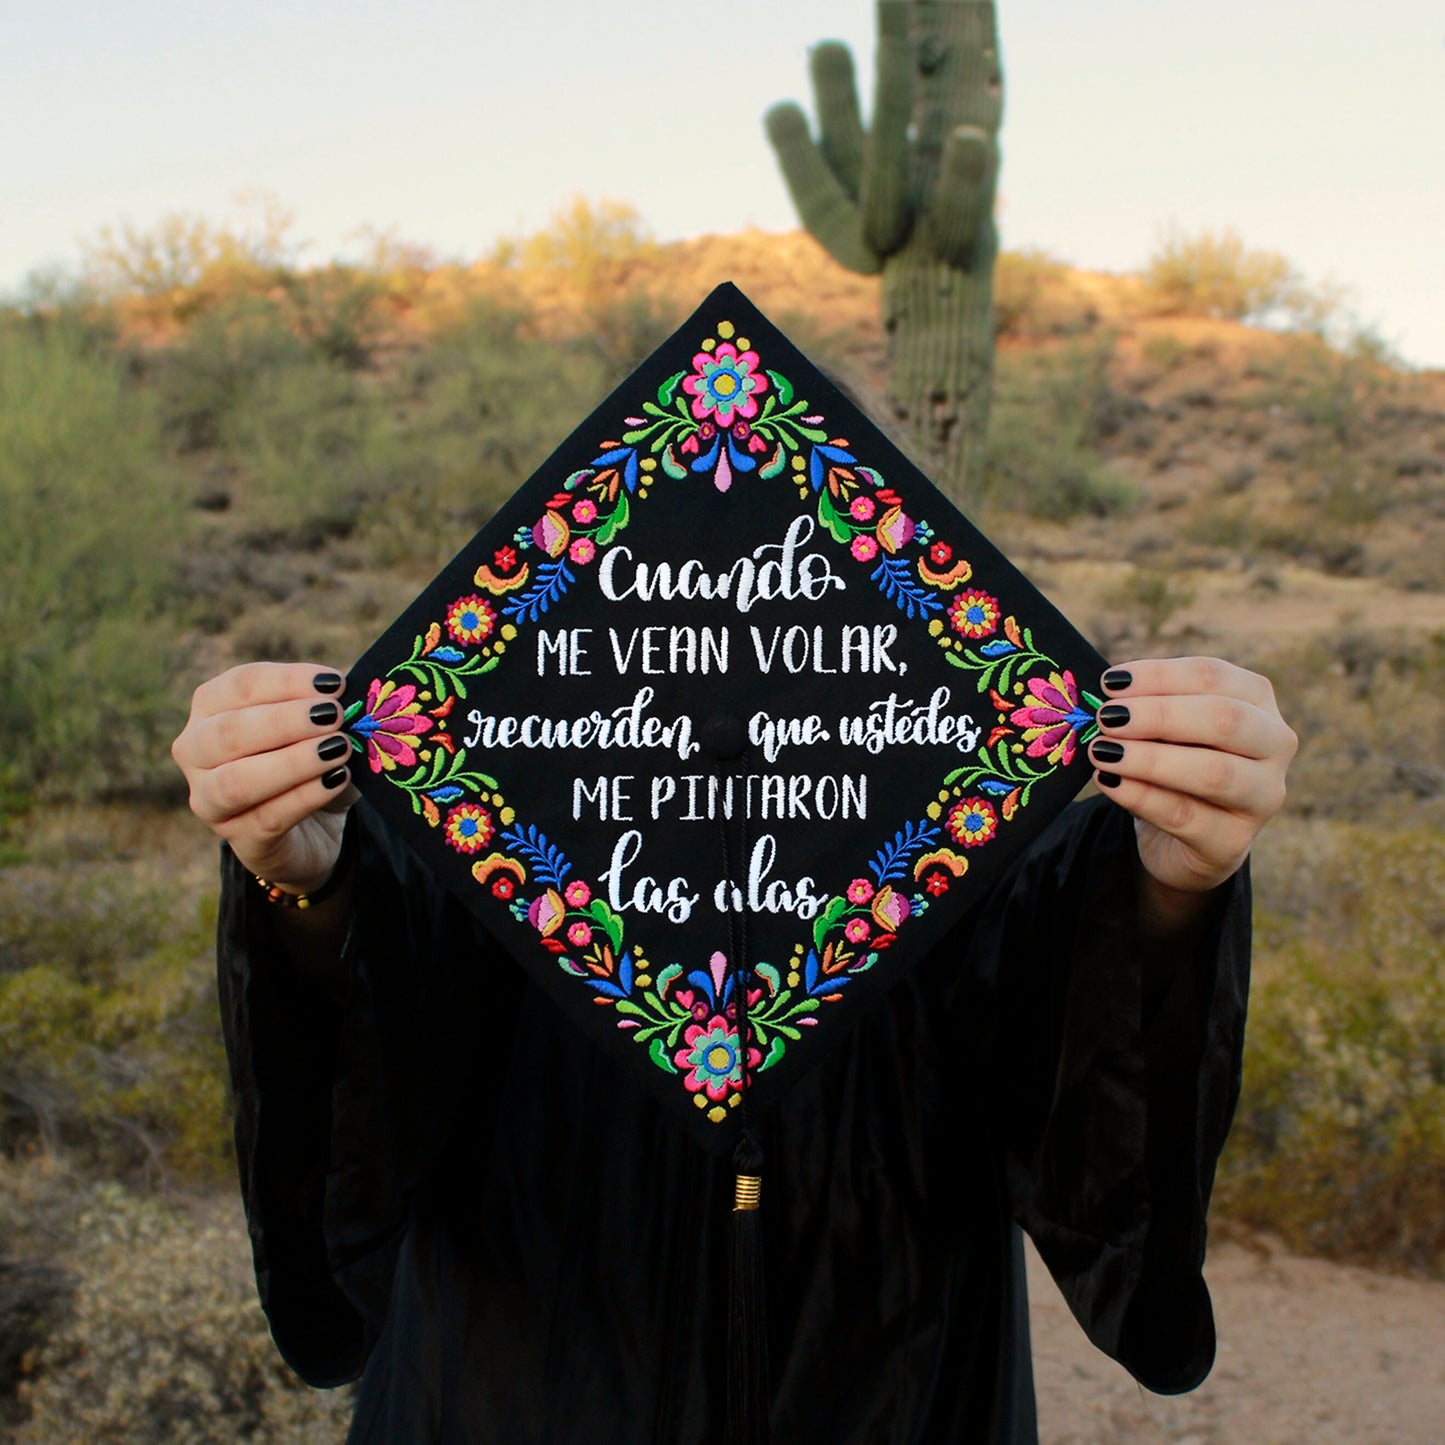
(715, 753, 770, 1445)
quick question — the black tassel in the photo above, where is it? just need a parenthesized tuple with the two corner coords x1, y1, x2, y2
(727, 1131, 769, 1445)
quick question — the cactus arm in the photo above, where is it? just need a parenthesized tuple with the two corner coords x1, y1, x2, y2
(860, 0, 913, 258)
(764, 103, 881, 276)
(765, 0, 1004, 504)
(925, 124, 997, 268)
(810, 42, 867, 201)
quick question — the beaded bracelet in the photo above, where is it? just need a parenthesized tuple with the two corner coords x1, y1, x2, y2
(253, 828, 356, 910)
(254, 872, 338, 909)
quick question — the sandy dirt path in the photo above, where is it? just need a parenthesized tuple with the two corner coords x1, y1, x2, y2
(1027, 1237, 1445, 1444)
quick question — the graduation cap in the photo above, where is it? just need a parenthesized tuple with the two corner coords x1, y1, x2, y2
(340, 282, 1104, 1439)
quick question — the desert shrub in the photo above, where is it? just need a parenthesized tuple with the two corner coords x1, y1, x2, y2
(219, 346, 398, 540)
(1104, 565, 1196, 640)
(13, 1183, 354, 1442)
(993, 248, 1097, 340)
(0, 1257, 72, 1430)
(515, 195, 653, 275)
(1140, 333, 1192, 373)
(985, 339, 1138, 517)
(1259, 628, 1445, 830)
(0, 316, 185, 807)
(155, 298, 309, 453)
(1218, 826, 1445, 1274)
(79, 192, 304, 336)
(82, 193, 299, 302)
(1268, 331, 1402, 452)
(275, 264, 387, 371)
(501, 197, 673, 373)
(355, 299, 633, 569)
(0, 1158, 81, 1430)
(0, 866, 228, 1182)
(1145, 226, 1295, 321)
(155, 294, 415, 541)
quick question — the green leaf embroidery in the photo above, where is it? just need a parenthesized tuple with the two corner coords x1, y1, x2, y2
(817, 487, 852, 545)
(813, 896, 850, 950)
(594, 490, 630, 546)
(587, 898, 625, 953)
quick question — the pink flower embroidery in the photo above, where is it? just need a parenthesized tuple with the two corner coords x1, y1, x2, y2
(532, 510, 570, 557)
(681, 342, 769, 426)
(527, 888, 566, 937)
(352, 679, 433, 774)
(1010, 670, 1093, 766)
(876, 506, 915, 555)
(869, 886, 911, 932)
(673, 1017, 762, 1102)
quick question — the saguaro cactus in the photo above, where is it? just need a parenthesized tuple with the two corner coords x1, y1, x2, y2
(765, 1, 1003, 506)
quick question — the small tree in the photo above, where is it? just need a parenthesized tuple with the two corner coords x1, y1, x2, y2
(766, 1, 1003, 506)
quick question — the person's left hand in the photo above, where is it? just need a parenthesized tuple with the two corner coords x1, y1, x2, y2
(1087, 656, 1297, 897)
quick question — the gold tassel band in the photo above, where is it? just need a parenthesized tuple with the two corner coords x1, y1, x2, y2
(733, 1174, 762, 1212)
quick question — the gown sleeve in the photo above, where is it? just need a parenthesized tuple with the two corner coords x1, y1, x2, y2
(963, 792, 1251, 1396)
(215, 799, 521, 1387)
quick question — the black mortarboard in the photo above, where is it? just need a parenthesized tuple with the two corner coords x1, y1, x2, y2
(340, 283, 1104, 1439)
(343, 282, 1104, 1149)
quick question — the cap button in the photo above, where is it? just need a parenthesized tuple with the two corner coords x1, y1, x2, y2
(701, 714, 748, 761)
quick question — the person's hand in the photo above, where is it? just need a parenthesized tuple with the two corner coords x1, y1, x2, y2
(172, 663, 359, 894)
(1087, 657, 1297, 898)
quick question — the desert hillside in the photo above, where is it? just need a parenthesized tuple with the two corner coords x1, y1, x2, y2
(2, 221, 1442, 1438)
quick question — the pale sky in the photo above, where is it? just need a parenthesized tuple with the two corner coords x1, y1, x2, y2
(3, 1, 1442, 365)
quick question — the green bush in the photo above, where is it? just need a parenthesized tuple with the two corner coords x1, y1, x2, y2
(1260, 629, 1445, 831)
(80, 192, 300, 303)
(985, 339, 1138, 518)
(993, 248, 1098, 340)
(1219, 827, 1445, 1274)
(1145, 226, 1295, 322)
(157, 294, 414, 543)
(354, 299, 641, 570)
(277, 265, 387, 370)
(1104, 565, 1196, 641)
(0, 316, 185, 807)
(155, 298, 311, 454)
(0, 864, 229, 1182)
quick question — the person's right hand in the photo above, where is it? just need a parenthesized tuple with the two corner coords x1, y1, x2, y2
(172, 663, 359, 894)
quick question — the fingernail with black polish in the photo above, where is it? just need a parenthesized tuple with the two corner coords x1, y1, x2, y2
(313, 671, 343, 694)
(1096, 771, 1122, 789)
(318, 735, 349, 762)
(1091, 739, 1125, 764)
(310, 701, 340, 727)
(1098, 704, 1131, 729)
(321, 766, 348, 789)
(1102, 668, 1132, 692)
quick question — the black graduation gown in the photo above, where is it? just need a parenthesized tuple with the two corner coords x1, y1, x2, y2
(216, 792, 1250, 1445)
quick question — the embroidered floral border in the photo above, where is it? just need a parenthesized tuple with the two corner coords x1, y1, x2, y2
(346, 317, 1102, 1125)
